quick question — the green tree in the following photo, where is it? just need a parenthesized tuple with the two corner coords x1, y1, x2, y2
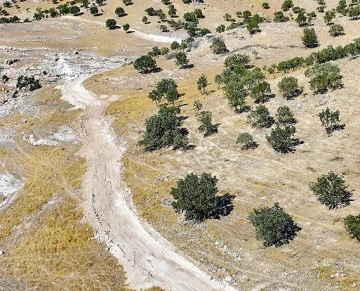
(193, 100, 203, 116)
(69, 6, 80, 15)
(318, 107, 341, 134)
(123, 0, 132, 6)
(139, 106, 188, 150)
(276, 106, 295, 125)
(302, 28, 319, 48)
(305, 63, 343, 93)
(249, 203, 301, 247)
(236, 132, 256, 150)
(224, 54, 250, 70)
(266, 123, 296, 153)
(324, 10, 335, 25)
(133, 55, 158, 74)
(198, 111, 218, 136)
(216, 24, 225, 33)
(170, 41, 180, 50)
(329, 24, 345, 37)
(156, 78, 178, 97)
(224, 81, 247, 113)
(197, 74, 208, 94)
(168, 5, 177, 18)
(214, 74, 224, 89)
(309, 172, 350, 209)
(115, 7, 126, 17)
(278, 76, 302, 99)
(247, 105, 273, 128)
(175, 51, 189, 68)
(90, 6, 99, 15)
(105, 18, 117, 29)
(142, 16, 148, 23)
(262, 3, 270, 9)
(295, 11, 308, 26)
(210, 38, 228, 54)
(344, 214, 360, 241)
(250, 81, 271, 103)
(166, 88, 179, 106)
(281, 0, 294, 11)
(171, 172, 218, 221)
(123, 23, 130, 32)
(148, 89, 162, 105)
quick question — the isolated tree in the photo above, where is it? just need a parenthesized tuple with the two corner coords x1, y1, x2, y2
(170, 41, 180, 50)
(133, 55, 157, 74)
(148, 89, 162, 105)
(198, 111, 218, 136)
(210, 38, 228, 54)
(266, 123, 296, 153)
(250, 81, 271, 103)
(276, 106, 295, 125)
(236, 132, 256, 150)
(305, 63, 343, 93)
(168, 5, 177, 18)
(166, 88, 179, 106)
(197, 74, 208, 94)
(193, 100, 203, 116)
(156, 78, 178, 97)
(105, 18, 117, 29)
(194, 8, 204, 19)
(139, 106, 188, 150)
(123, 23, 130, 32)
(329, 24, 345, 37)
(160, 24, 168, 32)
(142, 16, 148, 23)
(69, 6, 80, 15)
(214, 74, 224, 89)
(318, 108, 341, 134)
(324, 11, 335, 25)
(281, 0, 294, 11)
(262, 2, 270, 9)
(302, 28, 319, 48)
(309, 172, 350, 209)
(90, 6, 99, 15)
(278, 76, 302, 99)
(224, 81, 247, 112)
(295, 11, 308, 26)
(175, 51, 189, 69)
(248, 202, 301, 247)
(171, 172, 218, 221)
(123, 0, 132, 5)
(115, 7, 126, 17)
(216, 24, 226, 33)
(344, 214, 360, 241)
(247, 105, 273, 128)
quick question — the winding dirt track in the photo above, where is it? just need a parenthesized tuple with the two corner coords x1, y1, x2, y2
(61, 76, 236, 291)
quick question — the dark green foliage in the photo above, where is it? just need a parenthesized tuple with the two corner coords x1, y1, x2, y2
(148, 78, 178, 104)
(344, 214, 360, 241)
(305, 63, 343, 93)
(165, 88, 179, 106)
(302, 28, 319, 48)
(278, 76, 302, 99)
(262, 2, 270, 9)
(223, 81, 247, 113)
(281, 0, 294, 11)
(123, 23, 130, 32)
(168, 5, 177, 18)
(250, 81, 271, 103)
(309, 172, 350, 209)
(248, 203, 301, 247)
(266, 123, 297, 153)
(318, 107, 341, 134)
(2, 75, 9, 84)
(16, 75, 41, 91)
(171, 172, 218, 221)
(105, 18, 117, 29)
(123, 0, 132, 6)
(133, 55, 158, 74)
(139, 106, 188, 151)
(236, 132, 256, 150)
(224, 54, 250, 70)
(197, 74, 208, 94)
(247, 105, 273, 128)
(198, 111, 218, 136)
(90, 6, 99, 15)
(170, 41, 180, 50)
(329, 24, 345, 37)
(115, 7, 126, 17)
(175, 51, 189, 68)
(210, 38, 228, 54)
(216, 24, 226, 33)
(274, 11, 289, 22)
(142, 16, 148, 23)
(276, 106, 295, 125)
(324, 10, 335, 24)
(214, 74, 224, 89)
(295, 11, 308, 26)
(193, 100, 203, 115)
(145, 7, 157, 16)
(69, 5, 80, 15)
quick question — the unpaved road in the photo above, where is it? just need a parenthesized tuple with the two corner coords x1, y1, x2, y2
(61, 76, 236, 291)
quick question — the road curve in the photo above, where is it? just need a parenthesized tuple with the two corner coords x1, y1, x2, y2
(60, 75, 237, 291)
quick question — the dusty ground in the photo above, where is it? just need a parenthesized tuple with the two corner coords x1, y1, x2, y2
(0, 0, 360, 290)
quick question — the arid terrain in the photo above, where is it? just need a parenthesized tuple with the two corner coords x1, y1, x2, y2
(0, 0, 359, 290)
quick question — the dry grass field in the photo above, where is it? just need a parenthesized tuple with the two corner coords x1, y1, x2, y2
(1, 0, 360, 289)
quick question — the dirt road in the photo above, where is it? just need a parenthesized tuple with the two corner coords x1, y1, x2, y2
(60, 76, 236, 291)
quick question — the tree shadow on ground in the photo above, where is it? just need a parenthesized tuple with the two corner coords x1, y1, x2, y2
(211, 193, 236, 219)
(326, 123, 346, 135)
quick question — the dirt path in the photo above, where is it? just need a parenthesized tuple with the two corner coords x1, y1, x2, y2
(60, 75, 236, 291)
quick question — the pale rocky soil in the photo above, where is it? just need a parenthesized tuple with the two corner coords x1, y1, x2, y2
(0, 0, 359, 290)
